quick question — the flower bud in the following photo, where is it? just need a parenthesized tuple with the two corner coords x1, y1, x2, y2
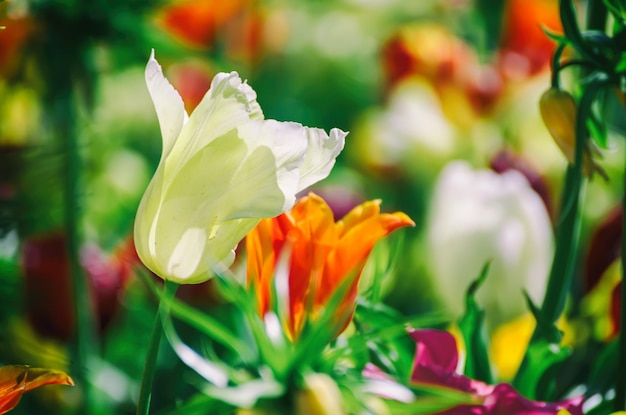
(539, 88, 604, 178)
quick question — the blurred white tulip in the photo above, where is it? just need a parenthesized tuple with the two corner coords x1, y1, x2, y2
(427, 161, 553, 326)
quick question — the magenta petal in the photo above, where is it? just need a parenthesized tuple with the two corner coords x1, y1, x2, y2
(408, 330, 585, 415)
(486, 384, 584, 415)
(409, 329, 459, 375)
(409, 329, 478, 393)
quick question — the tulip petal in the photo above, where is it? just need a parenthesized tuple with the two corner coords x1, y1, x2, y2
(328, 203, 414, 288)
(145, 50, 188, 159)
(167, 71, 264, 176)
(235, 119, 309, 213)
(297, 128, 347, 192)
(0, 366, 73, 414)
(408, 330, 585, 415)
(149, 127, 305, 283)
(137, 53, 346, 284)
(167, 227, 207, 281)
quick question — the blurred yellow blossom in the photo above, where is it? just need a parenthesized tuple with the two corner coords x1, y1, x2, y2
(294, 373, 344, 415)
(491, 313, 575, 380)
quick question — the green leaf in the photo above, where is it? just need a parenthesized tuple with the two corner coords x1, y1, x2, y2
(587, 111, 609, 148)
(604, 0, 626, 21)
(616, 52, 626, 73)
(327, 300, 448, 379)
(512, 294, 569, 400)
(160, 311, 231, 387)
(155, 394, 232, 415)
(457, 263, 493, 384)
(137, 268, 256, 363)
(200, 377, 284, 409)
(512, 339, 571, 401)
(215, 272, 292, 377)
(542, 26, 568, 44)
(587, 339, 618, 396)
(523, 291, 563, 344)
(559, 0, 602, 63)
(383, 383, 473, 414)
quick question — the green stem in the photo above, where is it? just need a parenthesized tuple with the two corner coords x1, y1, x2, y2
(49, 52, 98, 414)
(137, 280, 179, 415)
(614, 143, 626, 411)
(585, 0, 608, 33)
(540, 166, 584, 323)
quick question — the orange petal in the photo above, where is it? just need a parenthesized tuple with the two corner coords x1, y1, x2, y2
(319, 206, 414, 332)
(289, 194, 338, 246)
(0, 365, 73, 414)
(336, 199, 383, 236)
(285, 194, 340, 338)
(332, 209, 414, 283)
(246, 215, 286, 316)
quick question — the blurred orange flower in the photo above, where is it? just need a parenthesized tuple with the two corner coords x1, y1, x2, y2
(0, 365, 73, 414)
(157, 0, 265, 62)
(499, 0, 562, 78)
(246, 193, 414, 340)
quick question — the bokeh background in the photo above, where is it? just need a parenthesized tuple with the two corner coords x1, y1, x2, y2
(0, 0, 624, 413)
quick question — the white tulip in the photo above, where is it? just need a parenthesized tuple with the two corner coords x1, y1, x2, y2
(427, 161, 553, 326)
(134, 50, 346, 284)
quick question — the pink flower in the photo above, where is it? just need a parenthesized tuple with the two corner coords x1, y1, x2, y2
(409, 329, 584, 415)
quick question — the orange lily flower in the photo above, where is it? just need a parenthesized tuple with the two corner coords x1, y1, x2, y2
(246, 193, 414, 340)
(0, 365, 73, 414)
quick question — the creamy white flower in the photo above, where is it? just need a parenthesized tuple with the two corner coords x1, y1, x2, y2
(426, 161, 553, 326)
(134, 50, 346, 284)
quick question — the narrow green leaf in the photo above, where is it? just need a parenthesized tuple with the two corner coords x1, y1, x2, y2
(200, 377, 284, 409)
(560, 0, 602, 63)
(155, 394, 231, 415)
(587, 111, 608, 149)
(383, 383, 473, 414)
(523, 291, 563, 344)
(137, 269, 256, 362)
(616, 52, 626, 73)
(161, 311, 230, 387)
(215, 273, 290, 376)
(587, 339, 618, 396)
(457, 263, 493, 384)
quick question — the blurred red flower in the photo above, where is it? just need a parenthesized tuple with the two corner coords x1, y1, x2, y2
(21, 231, 135, 341)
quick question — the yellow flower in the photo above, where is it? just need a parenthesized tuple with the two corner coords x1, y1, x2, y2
(491, 313, 575, 380)
(134, 51, 346, 283)
(246, 193, 414, 340)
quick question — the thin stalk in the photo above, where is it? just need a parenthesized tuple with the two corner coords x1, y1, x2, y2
(585, 0, 607, 33)
(137, 280, 179, 415)
(55, 72, 98, 415)
(539, 165, 584, 323)
(614, 143, 626, 411)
